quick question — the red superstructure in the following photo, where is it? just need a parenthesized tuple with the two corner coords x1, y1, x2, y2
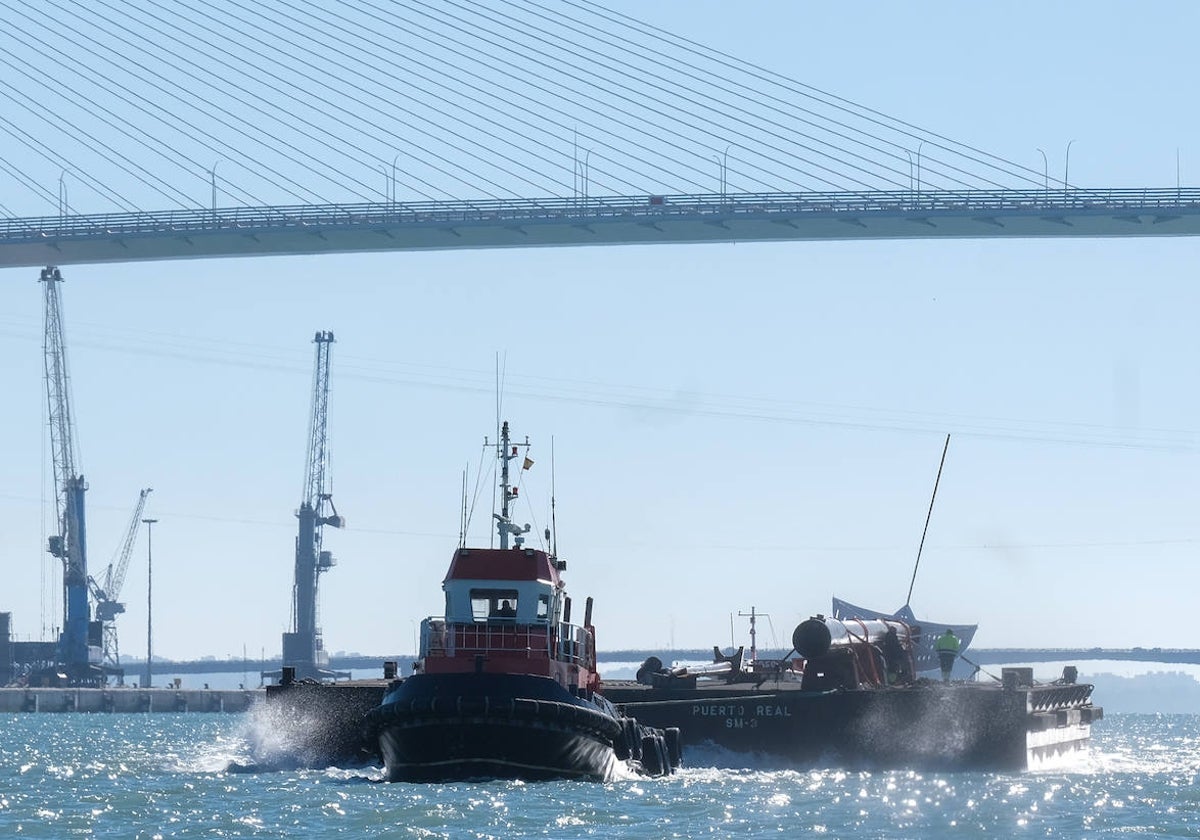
(418, 546, 599, 693)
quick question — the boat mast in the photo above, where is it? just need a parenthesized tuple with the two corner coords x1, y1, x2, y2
(494, 421, 530, 549)
(738, 607, 767, 663)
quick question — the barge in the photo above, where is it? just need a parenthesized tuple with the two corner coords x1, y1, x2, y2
(600, 615, 1101, 771)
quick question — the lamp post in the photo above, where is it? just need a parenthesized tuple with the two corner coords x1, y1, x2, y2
(712, 145, 731, 200)
(916, 141, 924, 201)
(209, 161, 221, 213)
(1064, 139, 1076, 200)
(58, 171, 68, 221)
(722, 144, 731, 200)
(1037, 148, 1048, 204)
(391, 154, 401, 208)
(582, 150, 592, 204)
(904, 150, 915, 201)
(143, 518, 157, 689)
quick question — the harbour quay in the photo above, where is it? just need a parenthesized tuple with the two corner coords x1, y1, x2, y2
(0, 686, 261, 713)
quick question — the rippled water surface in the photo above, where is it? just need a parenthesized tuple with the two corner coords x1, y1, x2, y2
(1, 713, 1198, 838)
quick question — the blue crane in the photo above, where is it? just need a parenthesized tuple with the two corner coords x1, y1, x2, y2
(88, 488, 153, 682)
(281, 331, 344, 680)
(40, 266, 96, 684)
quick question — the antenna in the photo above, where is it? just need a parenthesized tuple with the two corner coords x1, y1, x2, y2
(459, 464, 468, 548)
(550, 436, 558, 558)
(905, 434, 951, 609)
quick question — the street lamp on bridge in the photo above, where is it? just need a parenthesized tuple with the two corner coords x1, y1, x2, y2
(711, 145, 732, 200)
(1037, 148, 1049, 204)
(1064, 140, 1076, 200)
(916, 141, 924, 201)
(58, 171, 68, 221)
(209, 161, 222, 213)
(392, 154, 401, 207)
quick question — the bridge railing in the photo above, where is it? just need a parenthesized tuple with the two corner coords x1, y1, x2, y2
(4, 187, 1200, 241)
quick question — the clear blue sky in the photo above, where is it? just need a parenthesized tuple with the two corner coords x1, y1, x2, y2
(1, 2, 1198, 660)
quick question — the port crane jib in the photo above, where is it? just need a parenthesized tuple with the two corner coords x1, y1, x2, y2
(281, 330, 345, 681)
(88, 488, 153, 680)
(41, 266, 94, 683)
(39, 266, 150, 686)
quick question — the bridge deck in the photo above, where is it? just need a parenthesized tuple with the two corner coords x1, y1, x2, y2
(3, 189, 1199, 268)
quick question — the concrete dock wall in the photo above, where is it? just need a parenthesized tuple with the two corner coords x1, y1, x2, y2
(0, 687, 263, 713)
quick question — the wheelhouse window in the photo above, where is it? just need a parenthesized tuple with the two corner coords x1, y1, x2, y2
(471, 588, 519, 621)
(537, 594, 550, 622)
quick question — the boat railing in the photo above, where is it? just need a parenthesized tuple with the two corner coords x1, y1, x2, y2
(555, 623, 593, 668)
(420, 617, 551, 659)
(419, 617, 594, 667)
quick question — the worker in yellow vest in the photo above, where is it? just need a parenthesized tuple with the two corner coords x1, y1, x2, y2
(935, 629, 960, 683)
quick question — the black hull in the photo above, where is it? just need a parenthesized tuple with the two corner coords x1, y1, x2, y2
(602, 680, 1099, 771)
(368, 673, 631, 783)
(377, 717, 618, 783)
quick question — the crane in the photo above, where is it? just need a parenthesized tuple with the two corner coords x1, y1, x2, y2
(87, 488, 152, 682)
(41, 266, 95, 684)
(281, 330, 344, 680)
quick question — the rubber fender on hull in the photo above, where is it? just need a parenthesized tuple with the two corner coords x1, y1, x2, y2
(664, 727, 682, 770)
(613, 729, 631, 761)
(624, 717, 642, 761)
(640, 734, 665, 776)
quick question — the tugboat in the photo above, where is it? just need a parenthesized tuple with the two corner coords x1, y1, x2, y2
(365, 421, 679, 782)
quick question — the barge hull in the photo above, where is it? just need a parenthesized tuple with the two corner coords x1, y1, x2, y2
(602, 679, 1099, 771)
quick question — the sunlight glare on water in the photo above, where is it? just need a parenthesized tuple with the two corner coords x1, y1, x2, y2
(0, 714, 1198, 837)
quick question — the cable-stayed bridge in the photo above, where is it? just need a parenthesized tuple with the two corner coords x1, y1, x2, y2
(0, 0, 1195, 268)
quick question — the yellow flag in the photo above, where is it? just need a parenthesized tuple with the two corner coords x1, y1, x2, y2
(522, 456, 534, 471)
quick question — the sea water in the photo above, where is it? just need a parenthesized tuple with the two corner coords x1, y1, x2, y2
(1, 713, 1197, 838)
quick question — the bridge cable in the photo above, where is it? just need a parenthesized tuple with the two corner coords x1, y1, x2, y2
(238, 0, 584, 198)
(393, 0, 832, 193)
(582, 0, 1049, 188)
(0, 113, 142, 214)
(469, 0, 922, 191)
(56, 0, 361, 205)
(574, 0, 1049, 189)
(156, 0, 570, 200)
(356, 0, 774, 194)
(335, 0, 684, 196)
(0, 46, 206, 210)
(129, 0, 529, 201)
(285, 0, 693, 197)
(0, 154, 63, 213)
(0, 17, 276, 209)
(21, 0, 325, 206)
(524, 0, 999, 192)
(136, 0, 496, 199)
(407, 0, 879, 193)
